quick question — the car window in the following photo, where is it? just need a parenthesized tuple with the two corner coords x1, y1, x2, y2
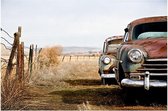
(133, 22, 167, 40)
(137, 32, 167, 39)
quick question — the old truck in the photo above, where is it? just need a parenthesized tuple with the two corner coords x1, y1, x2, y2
(98, 36, 123, 85)
(115, 16, 167, 90)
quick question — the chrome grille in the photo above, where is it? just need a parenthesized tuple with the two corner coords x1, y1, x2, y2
(137, 58, 167, 80)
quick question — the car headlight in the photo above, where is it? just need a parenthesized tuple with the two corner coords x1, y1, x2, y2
(128, 49, 143, 63)
(103, 57, 111, 64)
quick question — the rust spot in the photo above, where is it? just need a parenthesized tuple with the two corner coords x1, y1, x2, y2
(130, 38, 167, 59)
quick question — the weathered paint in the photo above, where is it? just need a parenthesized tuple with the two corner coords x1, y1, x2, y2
(100, 55, 116, 72)
(105, 36, 123, 43)
(127, 38, 167, 59)
(99, 36, 123, 74)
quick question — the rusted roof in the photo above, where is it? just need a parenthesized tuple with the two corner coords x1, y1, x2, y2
(128, 16, 167, 27)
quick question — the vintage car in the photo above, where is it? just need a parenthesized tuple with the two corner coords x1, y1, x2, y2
(115, 16, 167, 90)
(98, 36, 123, 85)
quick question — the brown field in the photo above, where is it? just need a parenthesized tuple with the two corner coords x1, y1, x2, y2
(20, 58, 166, 110)
(1, 47, 167, 110)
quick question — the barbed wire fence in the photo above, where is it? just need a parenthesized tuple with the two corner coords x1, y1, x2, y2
(1, 26, 41, 80)
(1, 27, 41, 109)
(1, 28, 14, 38)
(1, 28, 14, 70)
(61, 55, 99, 62)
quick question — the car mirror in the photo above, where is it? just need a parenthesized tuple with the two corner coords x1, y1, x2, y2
(124, 28, 128, 32)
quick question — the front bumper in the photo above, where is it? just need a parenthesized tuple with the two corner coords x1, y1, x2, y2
(121, 71, 167, 90)
(121, 79, 167, 88)
(101, 73, 115, 78)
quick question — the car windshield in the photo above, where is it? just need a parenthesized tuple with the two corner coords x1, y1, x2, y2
(105, 39, 122, 53)
(133, 22, 167, 40)
(137, 32, 167, 39)
(108, 39, 122, 44)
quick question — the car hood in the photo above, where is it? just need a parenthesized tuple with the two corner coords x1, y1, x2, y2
(128, 38, 167, 59)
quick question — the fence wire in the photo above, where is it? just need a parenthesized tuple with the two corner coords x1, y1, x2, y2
(1, 43, 12, 50)
(1, 37, 13, 46)
(1, 28, 14, 39)
(1, 57, 8, 63)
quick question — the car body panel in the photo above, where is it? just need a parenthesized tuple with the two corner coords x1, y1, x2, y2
(128, 38, 167, 59)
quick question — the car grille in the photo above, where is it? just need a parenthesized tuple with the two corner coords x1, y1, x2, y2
(137, 58, 167, 80)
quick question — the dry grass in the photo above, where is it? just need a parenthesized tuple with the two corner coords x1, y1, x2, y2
(22, 59, 102, 110)
(25, 57, 167, 110)
(38, 46, 62, 68)
(30, 45, 97, 87)
(30, 60, 98, 87)
(1, 45, 63, 110)
(1, 76, 26, 110)
(1, 59, 27, 110)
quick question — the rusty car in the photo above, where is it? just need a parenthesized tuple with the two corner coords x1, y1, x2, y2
(115, 16, 167, 90)
(98, 36, 123, 85)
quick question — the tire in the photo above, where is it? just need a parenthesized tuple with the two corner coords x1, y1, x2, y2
(122, 87, 137, 105)
(101, 78, 113, 85)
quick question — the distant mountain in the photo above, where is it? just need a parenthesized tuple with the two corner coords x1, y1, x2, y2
(62, 46, 101, 55)
(1, 44, 101, 56)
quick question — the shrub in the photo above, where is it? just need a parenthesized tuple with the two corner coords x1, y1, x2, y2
(38, 46, 62, 68)
(1, 76, 25, 110)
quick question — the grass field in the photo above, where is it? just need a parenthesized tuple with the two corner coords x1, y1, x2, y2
(1, 47, 167, 110)
(21, 58, 167, 110)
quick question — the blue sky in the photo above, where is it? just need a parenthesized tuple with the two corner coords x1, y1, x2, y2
(1, 0, 167, 48)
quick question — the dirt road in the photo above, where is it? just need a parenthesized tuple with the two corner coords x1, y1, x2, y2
(21, 61, 167, 110)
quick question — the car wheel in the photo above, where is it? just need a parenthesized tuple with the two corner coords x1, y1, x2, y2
(101, 78, 107, 85)
(122, 87, 137, 105)
(101, 78, 112, 85)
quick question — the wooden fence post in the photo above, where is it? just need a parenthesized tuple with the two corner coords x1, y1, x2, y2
(16, 26, 22, 82)
(4, 29, 20, 95)
(69, 56, 71, 61)
(28, 45, 31, 74)
(37, 48, 42, 69)
(62, 56, 65, 62)
(28, 44, 34, 79)
(21, 42, 24, 80)
(18, 26, 22, 35)
(5, 32, 20, 80)
(34, 45, 38, 70)
(31, 44, 34, 71)
(16, 43, 22, 82)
